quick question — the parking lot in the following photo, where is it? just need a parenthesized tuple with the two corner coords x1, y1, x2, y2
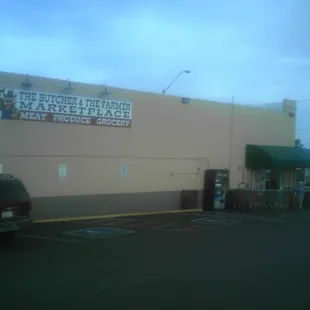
(1, 210, 310, 309)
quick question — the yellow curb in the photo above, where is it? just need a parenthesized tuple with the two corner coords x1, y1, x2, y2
(33, 209, 202, 223)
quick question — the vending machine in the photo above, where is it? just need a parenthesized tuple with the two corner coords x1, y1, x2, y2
(202, 169, 229, 210)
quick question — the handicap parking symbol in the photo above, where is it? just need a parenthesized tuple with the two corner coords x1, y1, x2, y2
(65, 227, 134, 239)
(191, 217, 242, 225)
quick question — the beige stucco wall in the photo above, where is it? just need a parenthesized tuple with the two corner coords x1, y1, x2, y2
(0, 72, 296, 198)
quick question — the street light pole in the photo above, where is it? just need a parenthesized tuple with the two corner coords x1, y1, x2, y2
(162, 70, 190, 94)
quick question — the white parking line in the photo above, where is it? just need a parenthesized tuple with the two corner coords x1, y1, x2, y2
(173, 225, 201, 231)
(199, 212, 284, 222)
(18, 234, 83, 244)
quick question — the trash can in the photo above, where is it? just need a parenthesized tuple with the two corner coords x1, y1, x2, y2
(180, 190, 198, 210)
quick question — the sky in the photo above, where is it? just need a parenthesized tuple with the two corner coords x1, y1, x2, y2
(0, 0, 309, 146)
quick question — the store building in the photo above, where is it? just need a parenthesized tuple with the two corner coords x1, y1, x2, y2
(0, 71, 308, 219)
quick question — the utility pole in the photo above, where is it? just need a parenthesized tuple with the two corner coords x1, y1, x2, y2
(228, 96, 235, 187)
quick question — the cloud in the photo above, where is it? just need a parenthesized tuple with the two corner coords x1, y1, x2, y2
(0, 0, 309, 146)
(0, 31, 111, 83)
(0, 1, 309, 100)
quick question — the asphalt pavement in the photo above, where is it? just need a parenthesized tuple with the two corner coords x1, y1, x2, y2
(1, 210, 310, 310)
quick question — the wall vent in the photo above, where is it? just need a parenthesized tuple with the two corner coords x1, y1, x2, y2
(181, 97, 190, 104)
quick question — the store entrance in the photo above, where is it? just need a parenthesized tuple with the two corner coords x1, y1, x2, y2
(262, 169, 281, 190)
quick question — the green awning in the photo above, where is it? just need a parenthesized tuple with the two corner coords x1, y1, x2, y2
(245, 144, 310, 169)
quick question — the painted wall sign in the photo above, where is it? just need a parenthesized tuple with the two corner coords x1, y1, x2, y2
(0, 86, 132, 128)
(58, 164, 67, 178)
(121, 165, 127, 177)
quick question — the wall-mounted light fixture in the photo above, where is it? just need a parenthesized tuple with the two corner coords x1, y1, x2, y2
(63, 79, 73, 93)
(99, 85, 110, 97)
(20, 74, 32, 88)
